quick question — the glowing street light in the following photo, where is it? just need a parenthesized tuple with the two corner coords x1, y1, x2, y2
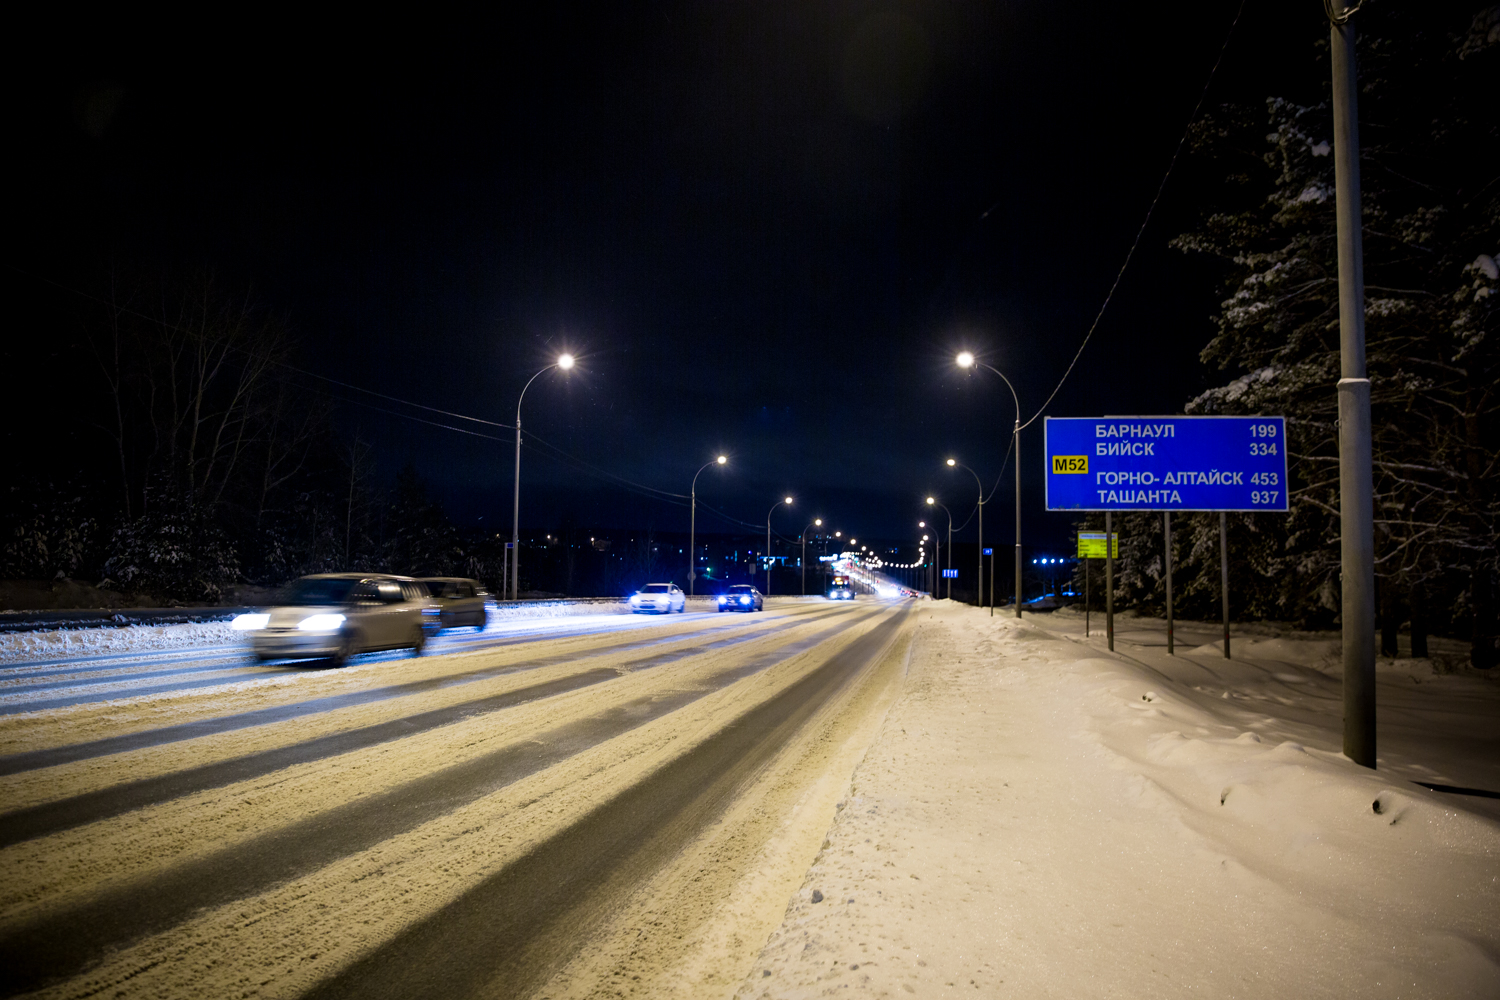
(956, 351, 1024, 618)
(688, 455, 728, 596)
(927, 496, 953, 599)
(509, 353, 576, 601)
(801, 517, 823, 595)
(947, 458, 985, 608)
(766, 496, 793, 595)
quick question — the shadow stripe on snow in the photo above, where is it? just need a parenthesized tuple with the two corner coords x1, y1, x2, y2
(0, 605, 848, 777)
(0, 607, 886, 997)
(0, 606, 859, 848)
(305, 608, 911, 1000)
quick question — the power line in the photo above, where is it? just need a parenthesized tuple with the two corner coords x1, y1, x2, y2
(1017, 0, 1247, 432)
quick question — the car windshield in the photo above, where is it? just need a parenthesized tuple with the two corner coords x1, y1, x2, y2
(642, 584, 671, 593)
(280, 578, 358, 606)
(730, 586, 754, 593)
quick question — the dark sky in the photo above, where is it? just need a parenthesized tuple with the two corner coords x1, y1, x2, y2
(11, 1, 1330, 553)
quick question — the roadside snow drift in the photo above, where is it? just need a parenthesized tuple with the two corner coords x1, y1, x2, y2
(740, 603, 1500, 999)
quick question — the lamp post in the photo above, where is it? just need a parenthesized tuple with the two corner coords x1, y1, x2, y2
(766, 496, 793, 595)
(801, 518, 823, 595)
(957, 352, 1023, 618)
(511, 353, 574, 602)
(926, 497, 953, 599)
(947, 458, 984, 608)
(689, 456, 727, 596)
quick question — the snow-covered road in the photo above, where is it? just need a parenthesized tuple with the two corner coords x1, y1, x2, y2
(3, 599, 1495, 999)
(0, 598, 914, 998)
(0, 603, 797, 716)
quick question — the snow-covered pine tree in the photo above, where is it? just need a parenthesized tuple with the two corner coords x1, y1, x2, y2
(1172, 3, 1498, 666)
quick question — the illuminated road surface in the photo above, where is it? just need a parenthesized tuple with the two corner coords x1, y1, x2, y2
(0, 598, 913, 999)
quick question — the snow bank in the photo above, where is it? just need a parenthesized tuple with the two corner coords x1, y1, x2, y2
(742, 604, 1500, 998)
(0, 622, 236, 664)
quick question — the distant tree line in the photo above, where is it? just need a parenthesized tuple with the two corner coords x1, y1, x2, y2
(1075, 4, 1497, 667)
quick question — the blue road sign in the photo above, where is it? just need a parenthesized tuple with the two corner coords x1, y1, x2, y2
(982, 548, 993, 556)
(1045, 416, 1288, 512)
(942, 568, 959, 578)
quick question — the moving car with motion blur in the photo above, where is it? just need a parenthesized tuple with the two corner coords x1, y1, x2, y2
(629, 583, 686, 613)
(419, 577, 490, 631)
(828, 574, 855, 600)
(718, 584, 764, 612)
(233, 573, 434, 666)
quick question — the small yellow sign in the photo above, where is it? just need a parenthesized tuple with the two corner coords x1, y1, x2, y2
(1077, 532, 1118, 558)
(1052, 455, 1088, 474)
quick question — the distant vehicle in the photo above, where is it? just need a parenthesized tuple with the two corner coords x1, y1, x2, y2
(420, 577, 490, 631)
(718, 584, 764, 612)
(828, 575, 855, 601)
(629, 583, 686, 614)
(233, 573, 434, 666)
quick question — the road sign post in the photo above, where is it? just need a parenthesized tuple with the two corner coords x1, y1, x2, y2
(1220, 512, 1231, 659)
(1077, 533, 1116, 641)
(1105, 512, 1114, 651)
(1048, 416, 1288, 655)
(1164, 513, 1174, 655)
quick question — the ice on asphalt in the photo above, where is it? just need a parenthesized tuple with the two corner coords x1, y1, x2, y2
(738, 602, 1500, 999)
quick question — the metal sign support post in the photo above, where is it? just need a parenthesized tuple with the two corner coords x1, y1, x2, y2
(1164, 512, 1174, 655)
(1105, 511, 1114, 652)
(1084, 557, 1090, 637)
(989, 549, 995, 617)
(1331, 0, 1377, 769)
(1220, 512, 1231, 659)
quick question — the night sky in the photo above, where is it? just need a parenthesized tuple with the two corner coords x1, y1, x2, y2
(11, 1, 1330, 553)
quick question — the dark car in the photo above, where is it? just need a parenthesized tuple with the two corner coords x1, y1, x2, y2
(717, 584, 764, 612)
(233, 573, 434, 666)
(420, 577, 490, 631)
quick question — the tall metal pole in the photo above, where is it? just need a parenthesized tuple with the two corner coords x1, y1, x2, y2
(977, 493, 984, 609)
(1105, 511, 1114, 651)
(511, 363, 563, 602)
(765, 497, 790, 596)
(1220, 512, 1231, 659)
(1014, 417, 1022, 618)
(511, 417, 522, 601)
(1164, 511, 1175, 655)
(688, 456, 726, 597)
(1331, 0, 1376, 769)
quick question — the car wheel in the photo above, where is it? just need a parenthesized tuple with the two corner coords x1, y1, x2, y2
(410, 625, 427, 656)
(328, 631, 357, 668)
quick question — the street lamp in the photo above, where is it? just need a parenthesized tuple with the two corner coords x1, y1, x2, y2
(510, 354, 575, 601)
(766, 496, 793, 595)
(947, 458, 985, 609)
(688, 456, 728, 596)
(957, 351, 1023, 618)
(801, 518, 823, 595)
(927, 496, 953, 599)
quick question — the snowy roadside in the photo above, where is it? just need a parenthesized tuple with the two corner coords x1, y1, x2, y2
(0, 622, 239, 664)
(739, 601, 1500, 999)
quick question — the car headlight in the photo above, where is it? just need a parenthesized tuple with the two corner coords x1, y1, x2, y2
(297, 613, 346, 631)
(718, 596, 726, 603)
(231, 613, 269, 631)
(740, 595, 751, 604)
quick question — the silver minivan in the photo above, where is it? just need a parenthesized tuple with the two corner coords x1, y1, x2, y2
(234, 573, 434, 666)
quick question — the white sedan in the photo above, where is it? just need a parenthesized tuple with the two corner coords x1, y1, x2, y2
(628, 583, 686, 614)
